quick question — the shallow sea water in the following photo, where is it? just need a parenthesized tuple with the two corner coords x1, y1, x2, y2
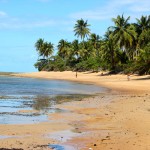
(0, 76, 107, 125)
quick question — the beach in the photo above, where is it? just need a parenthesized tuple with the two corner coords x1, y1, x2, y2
(0, 71, 150, 150)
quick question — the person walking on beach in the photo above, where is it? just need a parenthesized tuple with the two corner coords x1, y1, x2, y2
(127, 74, 130, 81)
(76, 71, 78, 78)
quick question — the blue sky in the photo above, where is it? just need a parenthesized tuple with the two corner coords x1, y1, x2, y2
(0, 0, 150, 72)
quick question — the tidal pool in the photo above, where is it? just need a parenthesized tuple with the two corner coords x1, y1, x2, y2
(0, 95, 91, 124)
(49, 144, 76, 150)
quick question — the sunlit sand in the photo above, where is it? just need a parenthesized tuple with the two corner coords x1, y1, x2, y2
(0, 71, 149, 150)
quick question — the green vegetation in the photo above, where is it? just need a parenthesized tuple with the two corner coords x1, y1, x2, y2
(34, 15, 150, 75)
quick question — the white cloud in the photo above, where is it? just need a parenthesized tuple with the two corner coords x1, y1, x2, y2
(70, 0, 150, 21)
(70, 10, 112, 20)
(0, 11, 7, 17)
(129, 0, 150, 12)
(0, 11, 73, 29)
(0, 13, 57, 29)
(21, 20, 56, 28)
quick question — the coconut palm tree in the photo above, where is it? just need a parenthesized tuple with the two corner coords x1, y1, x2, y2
(35, 38, 44, 57)
(71, 39, 80, 59)
(135, 15, 150, 46)
(103, 30, 116, 70)
(110, 14, 137, 60)
(136, 15, 150, 32)
(89, 33, 100, 48)
(35, 39, 54, 59)
(42, 42, 54, 59)
(129, 15, 150, 59)
(57, 39, 71, 59)
(74, 19, 90, 43)
(89, 33, 101, 56)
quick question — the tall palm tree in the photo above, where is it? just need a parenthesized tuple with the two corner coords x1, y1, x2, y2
(110, 14, 137, 60)
(74, 19, 90, 42)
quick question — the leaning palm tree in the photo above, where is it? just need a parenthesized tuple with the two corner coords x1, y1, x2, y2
(74, 19, 91, 43)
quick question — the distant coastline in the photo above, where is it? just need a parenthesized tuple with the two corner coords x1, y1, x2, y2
(0, 72, 17, 76)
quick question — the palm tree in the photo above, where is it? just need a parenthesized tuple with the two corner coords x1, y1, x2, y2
(71, 39, 80, 59)
(89, 33, 101, 56)
(35, 39, 54, 61)
(135, 15, 150, 46)
(42, 42, 54, 59)
(129, 15, 150, 59)
(57, 39, 71, 58)
(136, 15, 150, 32)
(110, 14, 136, 57)
(103, 30, 116, 70)
(78, 41, 94, 60)
(74, 19, 90, 43)
(35, 38, 44, 57)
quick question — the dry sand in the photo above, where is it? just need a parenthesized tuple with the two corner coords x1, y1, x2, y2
(0, 71, 150, 150)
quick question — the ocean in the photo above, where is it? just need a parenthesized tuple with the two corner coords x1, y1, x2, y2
(0, 76, 106, 124)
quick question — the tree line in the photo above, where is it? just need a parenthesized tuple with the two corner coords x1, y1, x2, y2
(34, 15, 150, 75)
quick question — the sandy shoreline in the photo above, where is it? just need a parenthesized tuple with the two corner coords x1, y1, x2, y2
(12, 71, 150, 93)
(0, 71, 150, 150)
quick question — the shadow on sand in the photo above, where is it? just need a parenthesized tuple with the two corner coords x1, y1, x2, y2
(133, 76, 150, 80)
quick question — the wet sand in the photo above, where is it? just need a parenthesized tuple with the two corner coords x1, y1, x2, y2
(0, 71, 150, 150)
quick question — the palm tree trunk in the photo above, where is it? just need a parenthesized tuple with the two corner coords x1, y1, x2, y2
(111, 49, 115, 70)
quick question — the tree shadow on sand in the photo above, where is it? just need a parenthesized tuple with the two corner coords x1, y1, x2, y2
(133, 76, 150, 80)
(97, 71, 118, 76)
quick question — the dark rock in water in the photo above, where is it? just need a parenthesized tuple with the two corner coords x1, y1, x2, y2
(33, 145, 48, 149)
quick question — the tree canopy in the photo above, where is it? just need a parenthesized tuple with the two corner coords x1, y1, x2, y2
(34, 15, 150, 75)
